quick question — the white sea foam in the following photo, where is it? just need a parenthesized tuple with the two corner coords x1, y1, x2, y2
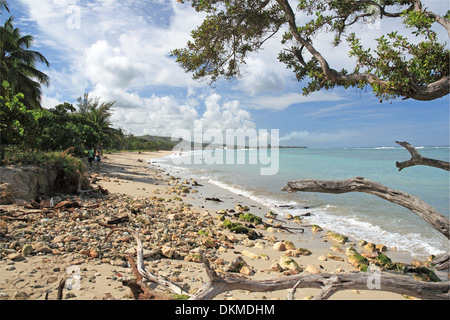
(298, 207, 446, 258)
(208, 178, 445, 258)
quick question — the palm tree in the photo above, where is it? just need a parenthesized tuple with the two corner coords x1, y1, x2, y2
(0, 16, 50, 109)
(76, 93, 116, 146)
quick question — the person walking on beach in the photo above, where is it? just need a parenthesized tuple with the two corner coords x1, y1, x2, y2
(94, 150, 101, 170)
(87, 147, 95, 169)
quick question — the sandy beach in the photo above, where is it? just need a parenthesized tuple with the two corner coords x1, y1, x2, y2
(0, 151, 434, 301)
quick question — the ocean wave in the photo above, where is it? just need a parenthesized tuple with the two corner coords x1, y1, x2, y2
(301, 209, 446, 258)
(207, 179, 446, 258)
(148, 152, 447, 259)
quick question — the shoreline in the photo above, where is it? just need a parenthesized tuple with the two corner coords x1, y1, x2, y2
(0, 151, 442, 300)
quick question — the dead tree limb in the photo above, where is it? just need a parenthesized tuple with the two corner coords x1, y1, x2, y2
(395, 141, 450, 171)
(57, 278, 66, 300)
(122, 254, 176, 300)
(189, 260, 449, 300)
(105, 227, 188, 296)
(282, 177, 449, 239)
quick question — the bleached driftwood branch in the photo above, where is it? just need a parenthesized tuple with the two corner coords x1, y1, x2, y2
(105, 227, 188, 296)
(282, 177, 449, 239)
(189, 260, 449, 300)
(395, 141, 450, 171)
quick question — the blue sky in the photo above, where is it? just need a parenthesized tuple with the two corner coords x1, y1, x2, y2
(5, 0, 450, 148)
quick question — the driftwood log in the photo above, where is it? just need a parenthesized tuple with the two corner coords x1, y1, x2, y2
(105, 227, 188, 296)
(189, 259, 448, 300)
(282, 177, 449, 239)
(395, 141, 450, 171)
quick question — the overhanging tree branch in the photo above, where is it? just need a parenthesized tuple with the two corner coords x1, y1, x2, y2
(276, 0, 450, 101)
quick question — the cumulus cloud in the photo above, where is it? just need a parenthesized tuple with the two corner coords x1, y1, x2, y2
(17, 0, 258, 137)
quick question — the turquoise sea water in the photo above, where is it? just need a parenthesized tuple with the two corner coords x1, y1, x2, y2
(154, 146, 449, 258)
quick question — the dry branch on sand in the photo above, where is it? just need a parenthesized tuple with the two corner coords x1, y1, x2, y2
(104, 226, 448, 300)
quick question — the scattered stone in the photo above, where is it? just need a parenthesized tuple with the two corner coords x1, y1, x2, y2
(326, 231, 348, 244)
(327, 253, 344, 261)
(279, 256, 302, 272)
(269, 262, 282, 272)
(305, 264, 322, 274)
(363, 242, 377, 252)
(8, 252, 25, 261)
(22, 244, 33, 256)
(13, 291, 30, 300)
(240, 265, 254, 276)
(242, 250, 260, 260)
(273, 242, 286, 251)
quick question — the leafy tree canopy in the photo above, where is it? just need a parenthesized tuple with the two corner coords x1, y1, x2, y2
(172, 0, 449, 101)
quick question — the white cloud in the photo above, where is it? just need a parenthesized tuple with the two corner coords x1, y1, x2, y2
(236, 57, 287, 96)
(195, 94, 255, 133)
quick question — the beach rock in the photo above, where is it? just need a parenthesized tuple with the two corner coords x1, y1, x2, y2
(201, 237, 218, 249)
(21, 244, 33, 256)
(279, 256, 302, 272)
(327, 253, 344, 261)
(253, 241, 265, 249)
(283, 241, 296, 250)
(259, 254, 269, 260)
(242, 250, 260, 260)
(13, 291, 30, 300)
(311, 225, 323, 233)
(330, 245, 344, 253)
(228, 256, 247, 273)
(161, 246, 175, 258)
(34, 243, 53, 254)
(347, 254, 369, 271)
(326, 231, 348, 244)
(184, 254, 203, 263)
(269, 262, 283, 272)
(266, 211, 277, 218)
(305, 264, 322, 274)
(345, 247, 359, 256)
(8, 252, 25, 261)
(296, 248, 312, 256)
(363, 242, 377, 252)
(273, 242, 286, 251)
(240, 265, 254, 276)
